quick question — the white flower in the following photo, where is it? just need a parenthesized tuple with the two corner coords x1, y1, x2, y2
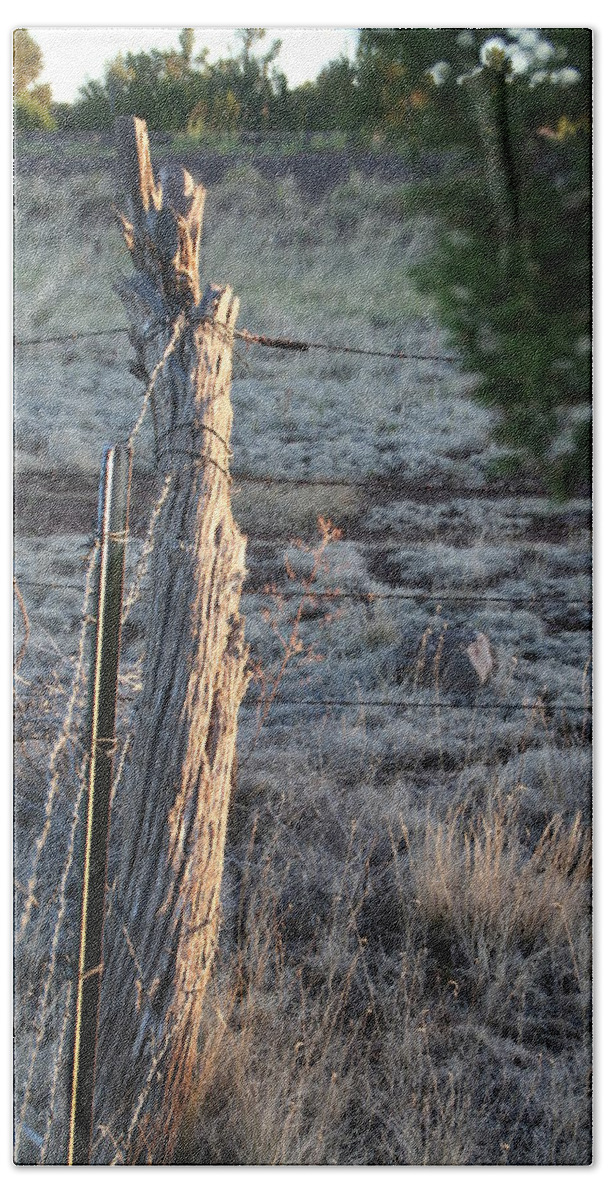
(511, 28, 540, 51)
(480, 37, 508, 67)
(550, 67, 582, 87)
(532, 39, 556, 64)
(529, 69, 549, 88)
(506, 45, 532, 75)
(427, 60, 451, 86)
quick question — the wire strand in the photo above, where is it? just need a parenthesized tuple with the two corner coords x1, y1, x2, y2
(13, 323, 458, 364)
(14, 574, 589, 611)
(239, 694, 589, 716)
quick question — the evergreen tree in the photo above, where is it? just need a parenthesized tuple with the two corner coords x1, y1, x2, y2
(398, 29, 591, 496)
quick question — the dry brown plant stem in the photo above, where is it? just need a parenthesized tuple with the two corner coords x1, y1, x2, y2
(246, 516, 342, 759)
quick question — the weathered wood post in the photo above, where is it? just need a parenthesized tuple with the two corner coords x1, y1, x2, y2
(93, 117, 249, 1162)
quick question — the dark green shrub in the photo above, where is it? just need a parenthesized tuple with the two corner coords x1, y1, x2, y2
(404, 52, 591, 498)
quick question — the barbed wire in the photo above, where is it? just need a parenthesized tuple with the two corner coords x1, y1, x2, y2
(14, 327, 131, 346)
(15, 540, 99, 946)
(13, 322, 459, 364)
(14, 757, 88, 1163)
(127, 315, 185, 446)
(239, 694, 590, 717)
(13, 691, 591, 731)
(121, 472, 173, 625)
(235, 327, 459, 363)
(13, 573, 589, 613)
(13, 309, 591, 740)
(231, 471, 559, 496)
(14, 322, 189, 1164)
(17, 467, 586, 503)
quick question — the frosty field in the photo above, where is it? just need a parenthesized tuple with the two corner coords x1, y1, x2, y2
(13, 135, 592, 1165)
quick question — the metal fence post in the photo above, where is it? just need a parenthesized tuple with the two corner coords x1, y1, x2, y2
(67, 442, 132, 1165)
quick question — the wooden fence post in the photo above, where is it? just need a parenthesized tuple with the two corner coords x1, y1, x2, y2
(92, 117, 249, 1163)
(67, 443, 132, 1165)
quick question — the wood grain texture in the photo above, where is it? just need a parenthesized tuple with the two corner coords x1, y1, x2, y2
(93, 117, 249, 1163)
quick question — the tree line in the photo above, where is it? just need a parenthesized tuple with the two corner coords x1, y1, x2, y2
(13, 27, 590, 143)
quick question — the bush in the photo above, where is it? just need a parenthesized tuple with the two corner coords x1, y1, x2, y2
(14, 92, 56, 132)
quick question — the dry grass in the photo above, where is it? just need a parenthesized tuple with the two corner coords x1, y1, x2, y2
(178, 947, 361, 1165)
(412, 799, 590, 959)
(164, 773, 591, 1166)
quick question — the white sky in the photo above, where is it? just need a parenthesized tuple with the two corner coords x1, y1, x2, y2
(29, 27, 359, 104)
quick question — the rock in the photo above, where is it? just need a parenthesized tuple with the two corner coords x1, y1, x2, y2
(394, 624, 495, 698)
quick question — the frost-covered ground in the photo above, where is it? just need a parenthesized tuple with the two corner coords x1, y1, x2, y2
(14, 138, 591, 1165)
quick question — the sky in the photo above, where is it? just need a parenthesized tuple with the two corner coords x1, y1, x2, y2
(30, 27, 360, 104)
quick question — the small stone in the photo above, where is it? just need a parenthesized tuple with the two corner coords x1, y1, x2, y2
(395, 624, 495, 698)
